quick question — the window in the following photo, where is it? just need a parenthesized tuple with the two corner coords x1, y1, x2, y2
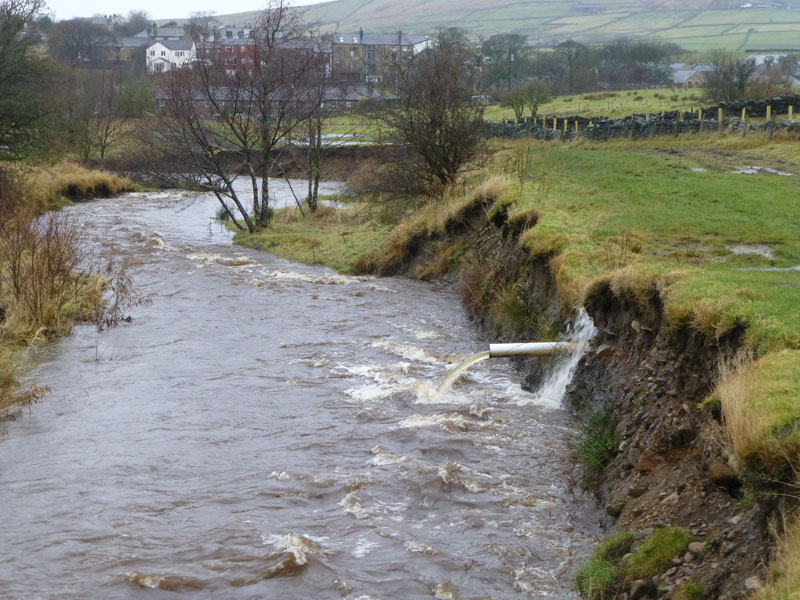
(225, 45, 233, 53)
(161, 51, 166, 56)
(226, 30, 233, 38)
(367, 45, 376, 62)
(176, 51, 183, 57)
(350, 47, 357, 57)
(150, 50, 155, 56)
(240, 45, 246, 52)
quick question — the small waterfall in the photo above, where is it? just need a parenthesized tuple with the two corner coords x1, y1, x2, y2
(435, 310, 596, 403)
(436, 351, 490, 393)
(527, 308, 596, 408)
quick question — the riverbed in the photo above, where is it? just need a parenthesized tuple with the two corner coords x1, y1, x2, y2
(0, 182, 600, 599)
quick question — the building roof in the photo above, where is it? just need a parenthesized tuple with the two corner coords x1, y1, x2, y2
(135, 26, 187, 39)
(117, 37, 149, 48)
(671, 64, 713, 84)
(148, 39, 195, 51)
(333, 32, 430, 46)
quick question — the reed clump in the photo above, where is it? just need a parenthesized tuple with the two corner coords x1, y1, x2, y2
(3, 161, 136, 213)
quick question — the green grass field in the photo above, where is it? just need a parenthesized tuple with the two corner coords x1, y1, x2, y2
(483, 88, 711, 121)
(297, 0, 800, 51)
(208, 0, 800, 51)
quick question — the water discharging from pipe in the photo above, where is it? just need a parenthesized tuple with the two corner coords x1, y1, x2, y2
(436, 351, 491, 393)
(437, 309, 597, 404)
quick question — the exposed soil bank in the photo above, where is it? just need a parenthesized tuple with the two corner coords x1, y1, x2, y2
(385, 197, 773, 599)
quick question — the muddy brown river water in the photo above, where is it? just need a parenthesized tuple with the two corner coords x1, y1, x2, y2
(0, 183, 600, 599)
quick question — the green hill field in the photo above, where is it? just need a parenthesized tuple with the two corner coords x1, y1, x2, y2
(199, 0, 800, 51)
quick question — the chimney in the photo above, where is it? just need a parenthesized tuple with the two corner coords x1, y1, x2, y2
(359, 28, 363, 42)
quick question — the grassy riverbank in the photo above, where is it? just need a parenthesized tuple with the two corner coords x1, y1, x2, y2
(0, 163, 136, 418)
(233, 201, 394, 274)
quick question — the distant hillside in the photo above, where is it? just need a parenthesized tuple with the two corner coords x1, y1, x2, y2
(171, 0, 800, 51)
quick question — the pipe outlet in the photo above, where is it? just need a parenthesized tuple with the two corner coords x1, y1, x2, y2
(488, 342, 576, 358)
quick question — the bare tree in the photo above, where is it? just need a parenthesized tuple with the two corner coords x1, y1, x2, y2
(188, 11, 217, 42)
(121, 9, 149, 36)
(61, 67, 124, 162)
(482, 33, 528, 91)
(704, 50, 758, 102)
(147, 0, 324, 231)
(366, 42, 485, 189)
(48, 18, 116, 66)
(554, 39, 588, 94)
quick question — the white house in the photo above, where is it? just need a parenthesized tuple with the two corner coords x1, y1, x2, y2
(146, 40, 196, 73)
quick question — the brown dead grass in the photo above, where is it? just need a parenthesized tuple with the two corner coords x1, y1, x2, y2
(3, 161, 136, 213)
(756, 511, 800, 600)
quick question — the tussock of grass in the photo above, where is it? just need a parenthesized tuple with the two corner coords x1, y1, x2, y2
(491, 284, 538, 335)
(577, 528, 691, 599)
(576, 556, 617, 600)
(357, 176, 511, 275)
(5, 162, 136, 213)
(459, 258, 498, 317)
(427, 175, 511, 236)
(506, 207, 540, 236)
(674, 581, 704, 600)
(714, 350, 800, 475)
(570, 410, 620, 480)
(576, 533, 634, 600)
(628, 526, 692, 579)
(757, 513, 800, 600)
(416, 243, 459, 281)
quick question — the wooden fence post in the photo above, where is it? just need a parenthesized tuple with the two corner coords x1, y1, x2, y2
(790, 106, 794, 120)
(766, 105, 772, 121)
(718, 107, 723, 132)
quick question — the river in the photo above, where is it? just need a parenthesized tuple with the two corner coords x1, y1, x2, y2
(0, 182, 600, 599)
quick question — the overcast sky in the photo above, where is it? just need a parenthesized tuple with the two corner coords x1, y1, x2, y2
(45, 0, 328, 22)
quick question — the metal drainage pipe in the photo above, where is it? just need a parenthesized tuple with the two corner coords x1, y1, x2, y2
(488, 342, 577, 358)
